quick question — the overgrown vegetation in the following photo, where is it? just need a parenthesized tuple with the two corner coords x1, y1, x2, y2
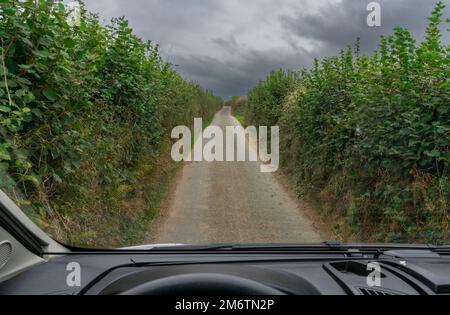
(226, 96, 248, 125)
(0, 0, 222, 247)
(241, 2, 449, 243)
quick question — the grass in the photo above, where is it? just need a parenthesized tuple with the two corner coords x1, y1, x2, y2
(25, 139, 183, 249)
(234, 113, 246, 126)
(120, 142, 182, 246)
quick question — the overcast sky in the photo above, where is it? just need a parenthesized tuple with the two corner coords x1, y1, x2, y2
(75, 0, 449, 99)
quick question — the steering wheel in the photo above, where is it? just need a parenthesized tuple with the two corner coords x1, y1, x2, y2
(119, 273, 285, 295)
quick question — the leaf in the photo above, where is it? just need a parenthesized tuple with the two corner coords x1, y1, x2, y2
(18, 64, 33, 70)
(21, 37, 34, 48)
(425, 150, 441, 158)
(33, 50, 51, 58)
(2, 80, 17, 88)
(25, 91, 35, 103)
(15, 89, 26, 97)
(0, 106, 11, 113)
(42, 87, 57, 101)
(22, 175, 41, 186)
(17, 77, 32, 86)
(0, 146, 11, 161)
(53, 173, 63, 184)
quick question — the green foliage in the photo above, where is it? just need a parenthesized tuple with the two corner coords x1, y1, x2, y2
(245, 2, 449, 243)
(226, 96, 248, 125)
(247, 70, 299, 127)
(0, 0, 222, 246)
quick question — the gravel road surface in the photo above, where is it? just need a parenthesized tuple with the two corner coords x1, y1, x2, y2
(150, 107, 322, 244)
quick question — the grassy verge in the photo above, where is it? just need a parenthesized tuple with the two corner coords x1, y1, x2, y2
(234, 113, 246, 126)
(227, 96, 248, 126)
(28, 140, 181, 248)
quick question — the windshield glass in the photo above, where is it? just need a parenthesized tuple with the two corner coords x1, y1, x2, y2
(0, 0, 448, 249)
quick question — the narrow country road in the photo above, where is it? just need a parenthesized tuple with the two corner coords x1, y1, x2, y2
(149, 107, 322, 244)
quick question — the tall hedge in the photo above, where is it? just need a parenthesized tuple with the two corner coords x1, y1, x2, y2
(245, 2, 449, 243)
(0, 0, 222, 246)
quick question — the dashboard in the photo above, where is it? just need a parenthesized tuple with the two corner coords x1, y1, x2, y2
(1, 249, 449, 295)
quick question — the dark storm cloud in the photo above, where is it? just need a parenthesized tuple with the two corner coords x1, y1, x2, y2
(279, 0, 449, 57)
(171, 47, 313, 97)
(78, 0, 449, 99)
(211, 36, 240, 56)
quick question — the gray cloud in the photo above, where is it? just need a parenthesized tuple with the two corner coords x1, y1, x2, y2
(76, 0, 449, 99)
(171, 47, 313, 97)
(280, 0, 449, 57)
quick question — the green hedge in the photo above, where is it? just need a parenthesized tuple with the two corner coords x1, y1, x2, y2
(0, 0, 222, 246)
(245, 2, 449, 243)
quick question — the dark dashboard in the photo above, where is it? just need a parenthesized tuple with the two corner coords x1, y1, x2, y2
(1, 248, 450, 295)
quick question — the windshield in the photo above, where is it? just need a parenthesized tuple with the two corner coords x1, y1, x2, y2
(0, 0, 448, 249)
